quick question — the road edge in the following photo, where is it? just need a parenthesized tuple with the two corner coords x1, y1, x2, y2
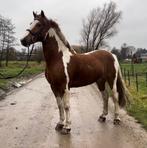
(0, 73, 44, 101)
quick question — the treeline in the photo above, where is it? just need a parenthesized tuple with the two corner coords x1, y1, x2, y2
(0, 14, 44, 67)
(0, 14, 16, 66)
(0, 46, 44, 64)
(111, 43, 147, 60)
(19, 46, 44, 63)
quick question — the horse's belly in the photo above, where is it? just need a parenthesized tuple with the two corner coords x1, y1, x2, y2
(70, 81, 95, 88)
(69, 75, 98, 88)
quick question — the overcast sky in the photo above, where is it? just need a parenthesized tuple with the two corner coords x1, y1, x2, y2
(1, 0, 147, 49)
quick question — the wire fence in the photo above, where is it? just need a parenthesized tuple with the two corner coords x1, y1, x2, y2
(121, 66, 147, 92)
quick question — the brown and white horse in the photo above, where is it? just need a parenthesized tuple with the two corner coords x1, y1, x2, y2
(21, 11, 127, 134)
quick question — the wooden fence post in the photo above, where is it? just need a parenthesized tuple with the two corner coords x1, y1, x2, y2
(135, 73, 138, 92)
(121, 67, 123, 76)
(124, 68, 126, 82)
(131, 62, 134, 76)
(146, 72, 147, 87)
(127, 70, 130, 86)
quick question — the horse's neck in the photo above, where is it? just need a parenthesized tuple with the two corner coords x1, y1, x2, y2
(42, 28, 73, 65)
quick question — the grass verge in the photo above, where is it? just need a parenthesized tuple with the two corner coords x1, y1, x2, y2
(121, 63, 147, 130)
(0, 61, 45, 91)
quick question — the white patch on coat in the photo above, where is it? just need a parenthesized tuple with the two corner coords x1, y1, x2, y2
(111, 53, 120, 117)
(84, 49, 108, 55)
(48, 28, 72, 89)
(21, 20, 39, 39)
(56, 97, 65, 124)
(112, 54, 119, 91)
(84, 50, 97, 55)
(48, 28, 72, 128)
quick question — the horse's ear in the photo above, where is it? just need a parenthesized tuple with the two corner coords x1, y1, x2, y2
(33, 11, 37, 18)
(41, 10, 45, 17)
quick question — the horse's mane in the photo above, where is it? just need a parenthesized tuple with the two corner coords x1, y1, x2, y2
(49, 20, 76, 54)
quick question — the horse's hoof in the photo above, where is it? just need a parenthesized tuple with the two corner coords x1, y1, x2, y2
(55, 123, 64, 131)
(60, 128, 71, 135)
(113, 118, 121, 125)
(98, 116, 106, 122)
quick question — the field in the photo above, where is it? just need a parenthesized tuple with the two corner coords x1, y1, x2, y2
(0, 61, 45, 90)
(121, 62, 147, 129)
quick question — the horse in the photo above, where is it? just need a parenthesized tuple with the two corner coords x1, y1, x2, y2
(20, 11, 127, 134)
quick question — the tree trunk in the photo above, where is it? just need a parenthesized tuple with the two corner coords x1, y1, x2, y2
(0, 39, 5, 67)
(5, 47, 9, 67)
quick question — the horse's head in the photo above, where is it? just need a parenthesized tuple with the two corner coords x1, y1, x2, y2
(21, 10, 49, 47)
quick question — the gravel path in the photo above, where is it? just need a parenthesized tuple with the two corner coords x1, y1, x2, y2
(0, 74, 147, 148)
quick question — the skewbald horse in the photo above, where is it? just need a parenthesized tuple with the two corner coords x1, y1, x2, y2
(21, 11, 127, 134)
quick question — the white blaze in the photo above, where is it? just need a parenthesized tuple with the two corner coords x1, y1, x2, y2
(21, 20, 39, 39)
(29, 20, 39, 30)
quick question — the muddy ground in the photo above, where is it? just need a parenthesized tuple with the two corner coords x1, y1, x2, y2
(0, 74, 147, 148)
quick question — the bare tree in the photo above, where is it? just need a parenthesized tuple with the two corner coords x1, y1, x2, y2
(81, 10, 96, 52)
(81, 1, 121, 52)
(0, 15, 7, 66)
(0, 15, 16, 66)
(5, 19, 16, 66)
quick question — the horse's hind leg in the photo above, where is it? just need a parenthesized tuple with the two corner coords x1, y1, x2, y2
(107, 75, 121, 124)
(98, 89, 109, 122)
(111, 76, 121, 125)
(97, 79, 109, 122)
(112, 87, 121, 125)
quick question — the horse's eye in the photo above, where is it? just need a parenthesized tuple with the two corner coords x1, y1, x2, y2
(37, 24, 41, 27)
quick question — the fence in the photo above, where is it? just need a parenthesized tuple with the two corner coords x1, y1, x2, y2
(121, 66, 147, 92)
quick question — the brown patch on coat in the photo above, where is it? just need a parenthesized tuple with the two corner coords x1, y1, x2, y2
(68, 50, 116, 91)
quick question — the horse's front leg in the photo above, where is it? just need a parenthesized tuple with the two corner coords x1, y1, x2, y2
(55, 96, 65, 131)
(61, 90, 71, 134)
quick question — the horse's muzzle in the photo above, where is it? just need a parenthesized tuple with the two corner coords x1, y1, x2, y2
(20, 38, 30, 47)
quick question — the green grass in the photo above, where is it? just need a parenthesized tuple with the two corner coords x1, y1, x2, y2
(121, 62, 147, 130)
(0, 61, 45, 90)
(121, 62, 147, 73)
(127, 88, 147, 129)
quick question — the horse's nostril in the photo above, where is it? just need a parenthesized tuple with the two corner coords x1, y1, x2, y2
(20, 39, 27, 46)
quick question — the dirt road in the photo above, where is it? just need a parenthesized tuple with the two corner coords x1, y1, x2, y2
(0, 74, 147, 148)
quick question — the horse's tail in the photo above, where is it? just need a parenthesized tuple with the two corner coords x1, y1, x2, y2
(116, 69, 126, 107)
(111, 53, 129, 108)
(116, 63, 130, 108)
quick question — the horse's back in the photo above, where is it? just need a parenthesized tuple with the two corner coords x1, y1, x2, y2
(87, 49, 114, 61)
(78, 49, 115, 71)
